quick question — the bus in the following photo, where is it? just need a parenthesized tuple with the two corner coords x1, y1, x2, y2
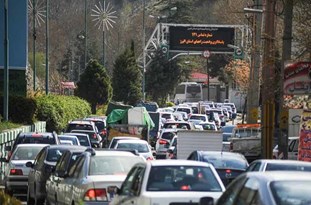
(174, 82, 203, 103)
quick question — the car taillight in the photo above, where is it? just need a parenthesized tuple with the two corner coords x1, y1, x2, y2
(101, 130, 107, 135)
(84, 189, 107, 201)
(146, 156, 154, 160)
(226, 169, 231, 174)
(159, 139, 168, 145)
(10, 169, 23, 175)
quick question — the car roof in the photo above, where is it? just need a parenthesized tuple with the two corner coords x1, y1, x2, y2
(251, 159, 311, 165)
(58, 135, 79, 139)
(63, 132, 89, 137)
(18, 132, 54, 137)
(147, 159, 213, 167)
(71, 129, 95, 133)
(93, 150, 140, 157)
(15, 143, 49, 148)
(112, 136, 140, 140)
(69, 120, 94, 125)
(46, 144, 87, 150)
(196, 151, 246, 159)
(116, 139, 148, 144)
(245, 171, 311, 181)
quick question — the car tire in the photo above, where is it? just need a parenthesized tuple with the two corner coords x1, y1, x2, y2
(27, 188, 35, 205)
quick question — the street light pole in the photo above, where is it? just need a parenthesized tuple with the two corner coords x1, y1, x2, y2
(3, 0, 9, 121)
(33, 0, 37, 91)
(84, 0, 88, 71)
(45, 0, 49, 94)
(142, 0, 146, 101)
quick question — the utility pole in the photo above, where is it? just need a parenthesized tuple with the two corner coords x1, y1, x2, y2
(261, 0, 276, 159)
(3, 0, 9, 121)
(142, 0, 146, 101)
(278, 0, 294, 159)
(84, 0, 88, 71)
(246, 0, 262, 124)
(45, 0, 49, 94)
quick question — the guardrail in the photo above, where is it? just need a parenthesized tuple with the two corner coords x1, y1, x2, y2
(0, 121, 46, 184)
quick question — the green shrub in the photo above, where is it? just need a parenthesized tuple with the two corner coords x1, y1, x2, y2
(166, 101, 175, 107)
(0, 95, 36, 124)
(35, 94, 91, 132)
(0, 190, 22, 205)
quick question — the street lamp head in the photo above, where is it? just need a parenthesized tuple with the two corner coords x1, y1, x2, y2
(243, 8, 263, 13)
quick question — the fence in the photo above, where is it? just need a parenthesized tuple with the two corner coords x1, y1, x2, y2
(0, 121, 46, 183)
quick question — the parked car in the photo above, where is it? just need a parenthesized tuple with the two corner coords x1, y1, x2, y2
(45, 146, 89, 205)
(110, 160, 225, 205)
(5, 132, 59, 160)
(246, 159, 311, 172)
(187, 151, 249, 186)
(114, 139, 155, 160)
(62, 132, 92, 147)
(58, 135, 80, 145)
(273, 136, 299, 159)
(216, 171, 311, 205)
(1, 144, 48, 199)
(108, 136, 141, 149)
(27, 145, 87, 205)
(45, 149, 145, 205)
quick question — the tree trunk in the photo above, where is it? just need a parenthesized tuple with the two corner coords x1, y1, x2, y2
(91, 103, 97, 114)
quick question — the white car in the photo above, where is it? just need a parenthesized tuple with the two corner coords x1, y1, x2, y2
(110, 160, 225, 205)
(1, 144, 48, 198)
(108, 136, 140, 149)
(45, 149, 145, 205)
(115, 139, 155, 160)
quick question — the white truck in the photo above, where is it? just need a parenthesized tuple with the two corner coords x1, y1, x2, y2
(228, 124, 261, 162)
(176, 130, 223, 159)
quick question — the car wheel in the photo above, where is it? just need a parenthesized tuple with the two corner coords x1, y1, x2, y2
(27, 188, 35, 205)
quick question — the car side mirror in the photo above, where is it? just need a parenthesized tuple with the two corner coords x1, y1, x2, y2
(5, 146, 11, 151)
(116, 187, 122, 195)
(26, 161, 34, 168)
(199, 196, 214, 205)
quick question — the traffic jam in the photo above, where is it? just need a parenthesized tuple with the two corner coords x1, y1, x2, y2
(1, 101, 311, 205)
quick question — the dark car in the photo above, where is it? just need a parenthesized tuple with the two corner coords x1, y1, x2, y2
(84, 117, 109, 147)
(26, 145, 87, 205)
(187, 151, 248, 186)
(5, 132, 60, 160)
(63, 132, 92, 147)
(70, 129, 102, 148)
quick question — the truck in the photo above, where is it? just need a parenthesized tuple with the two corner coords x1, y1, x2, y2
(228, 124, 261, 162)
(176, 130, 223, 159)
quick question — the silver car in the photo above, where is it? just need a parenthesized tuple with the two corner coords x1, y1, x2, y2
(114, 139, 155, 160)
(1, 144, 48, 199)
(246, 159, 311, 172)
(217, 171, 311, 205)
(45, 149, 145, 205)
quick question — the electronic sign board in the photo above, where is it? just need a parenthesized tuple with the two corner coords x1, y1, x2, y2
(169, 26, 235, 52)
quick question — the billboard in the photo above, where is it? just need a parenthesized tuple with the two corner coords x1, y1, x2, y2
(283, 62, 311, 95)
(298, 109, 311, 161)
(0, 0, 28, 70)
(169, 26, 235, 52)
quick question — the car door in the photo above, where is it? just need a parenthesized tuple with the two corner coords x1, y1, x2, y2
(113, 165, 145, 205)
(28, 148, 46, 198)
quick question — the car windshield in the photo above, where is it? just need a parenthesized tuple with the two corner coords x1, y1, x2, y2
(75, 135, 90, 146)
(190, 115, 206, 121)
(147, 165, 222, 192)
(46, 149, 67, 162)
(12, 147, 44, 160)
(93, 121, 106, 132)
(202, 155, 248, 170)
(116, 143, 149, 153)
(271, 181, 311, 205)
(59, 136, 78, 145)
(67, 124, 93, 132)
(89, 156, 144, 175)
(201, 124, 216, 130)
(17, 135, 56, 145)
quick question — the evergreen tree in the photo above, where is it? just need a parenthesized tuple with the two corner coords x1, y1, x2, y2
(112, 41, 142, 105)
(75, 59, 112, 113)
(145, 49, 180, 105)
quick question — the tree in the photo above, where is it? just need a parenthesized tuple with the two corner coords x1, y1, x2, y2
(145, 49, 180, 105)
(112, 41, 142, 105)
(75, 59, 112, 114)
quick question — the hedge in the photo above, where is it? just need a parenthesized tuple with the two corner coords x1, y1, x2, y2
(0, 191, 22, 205)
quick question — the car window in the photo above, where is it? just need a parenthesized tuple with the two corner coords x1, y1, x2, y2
(67, 124, 93, 132)
(265, 163, 311, 171)
(235, 178, 260, 205)
(131, 167, 145, 196)
(89, 155, 144, 175)
(12, 146, 44, 161)
(247, 162, 261, 172)
(120, 166, 140, 195)
(55, 151, 71, 172)
(216, 175, 247, 205)
(202, 156, 248, 170)
(72, 156, 85, 178)
(14, 135, 56, 149)
(161, 132, 176, 141)
(33, 148, 47, 169)
(116, 143, 149, 153)
(68, 155, 83, 177)
(46, 149, 66, 162)
(147, 166, 222, 192)
(75, 135, 91, 147)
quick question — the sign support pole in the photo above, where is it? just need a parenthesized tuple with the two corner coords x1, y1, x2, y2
(3, 0, 9, 121)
